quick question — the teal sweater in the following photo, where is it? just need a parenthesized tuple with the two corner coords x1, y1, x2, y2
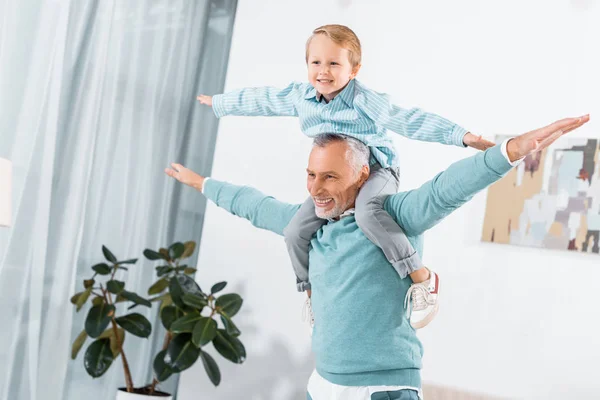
(202, 145, 513, 387)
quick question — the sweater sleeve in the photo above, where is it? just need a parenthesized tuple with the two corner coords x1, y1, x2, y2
(384, 145, 513, 236)
(203, 179, 301, 236)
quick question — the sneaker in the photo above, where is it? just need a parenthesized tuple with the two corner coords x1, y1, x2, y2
(404, 270, 440, 329)
(301, 297, 315, 336)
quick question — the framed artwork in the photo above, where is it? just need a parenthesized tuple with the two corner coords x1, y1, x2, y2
(482, 137, 600, 254)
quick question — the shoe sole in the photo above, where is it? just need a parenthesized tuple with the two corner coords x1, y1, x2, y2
(411, 286, 440, 330)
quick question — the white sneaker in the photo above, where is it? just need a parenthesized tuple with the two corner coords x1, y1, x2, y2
(301, 297, 315, 336)
(404, 270, 440, 329)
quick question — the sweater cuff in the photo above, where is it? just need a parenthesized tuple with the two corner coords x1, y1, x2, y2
(501, 138, 525, 167)
(484, 144, 514, 175)
(202, 178, 221, 203)
(212, 94, 227, 118)
(451, 125, 469, 148)
(201, 177, 211, 194)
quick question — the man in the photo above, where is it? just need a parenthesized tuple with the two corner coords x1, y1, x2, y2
(166, 116, 589, 400)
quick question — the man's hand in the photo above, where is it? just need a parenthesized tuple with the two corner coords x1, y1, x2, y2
(507, 114, 590, 162)
(463, 132, 495, 151)
(165, 163, 205, 191)
(197, 95, 213, 106)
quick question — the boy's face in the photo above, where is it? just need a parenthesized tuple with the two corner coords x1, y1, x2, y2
(306, 35, 360, 101)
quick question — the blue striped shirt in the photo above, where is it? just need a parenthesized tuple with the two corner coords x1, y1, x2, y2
(212, 79, 468, 168)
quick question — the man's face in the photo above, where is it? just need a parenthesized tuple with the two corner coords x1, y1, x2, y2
(306, 141, 367, 219)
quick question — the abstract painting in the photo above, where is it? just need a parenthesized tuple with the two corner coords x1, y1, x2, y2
(482, 137, 600, 254)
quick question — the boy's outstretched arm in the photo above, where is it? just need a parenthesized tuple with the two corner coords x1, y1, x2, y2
(355, 86, 494, 150)
(197, 82, 306, 118)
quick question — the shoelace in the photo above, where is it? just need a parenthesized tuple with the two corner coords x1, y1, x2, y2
(301, 297, 315, 328)
(403, 283, 433, 319)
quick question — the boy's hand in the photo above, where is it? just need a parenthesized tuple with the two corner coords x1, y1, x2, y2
(463, 132, 495, 151)
(197, 95, 213, 106)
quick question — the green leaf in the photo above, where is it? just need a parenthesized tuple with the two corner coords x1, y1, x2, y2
(183, 268, 197, 275)
(106, 280, 125, 294)
(71, 290, 91, 309)
(159, 248, 170, 260)
(166, 333, 201, 372)
(98, 327, 125, 358)
(212, 329, 246, 364)
(70, 292, 83, 305)
(153, 350, 173, 382)
(210, 282, 227, 294)
(182, 293, 208, 310)
(148, 278, 170, 295)
(169, 242, 185, 260)
(149, 293, 170, 303)
(174, 265, 189, 272)
(102, 246, 117, 263)
(169, 275, 203, 311)
(119, 290, 151, 308)
(170, 312, 203, 333)
(85, 303, 115, 338)
(92, 296, 104, 307)
(192, 317, 217, 347)
(71, 330, 88, 360)
(158, 293, 173, 313)
(160, 305, 184, 330)
(92, 263, 111, 275)
(115, 313, 152, 338)
(220, 314, 241, 337)
(117, 258, 138, 265)
(76, 287, 93, 312)
(200, 350, 221, 386)
(156, 266, 174, 277)
(181, 241, 196, 259)
(144, 249, 166, 261)
(84, 338, 113, 377)
(110, 329, 125, 358)
(84, 279, 95, 289)
(215, 293, 243, 317)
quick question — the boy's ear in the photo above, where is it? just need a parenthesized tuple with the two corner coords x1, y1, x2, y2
(351, 64, 362, 79)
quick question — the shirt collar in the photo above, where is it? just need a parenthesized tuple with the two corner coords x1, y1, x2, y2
(328, 208, 355, 222)
(305, 79, 356, 107)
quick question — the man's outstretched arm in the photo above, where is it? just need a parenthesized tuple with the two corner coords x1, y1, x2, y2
(386, 115, 590, 237)
(165, 166, 300, 236)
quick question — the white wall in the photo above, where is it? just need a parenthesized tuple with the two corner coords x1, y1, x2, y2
(178, 1, 600, 399)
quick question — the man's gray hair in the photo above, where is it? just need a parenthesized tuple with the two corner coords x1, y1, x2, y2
(313, 134, 370, 175)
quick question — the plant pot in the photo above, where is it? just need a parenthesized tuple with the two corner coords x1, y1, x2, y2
(116, 387, 172, 399)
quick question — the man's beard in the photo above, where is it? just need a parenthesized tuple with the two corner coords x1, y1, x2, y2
(314, 197, 354, 220)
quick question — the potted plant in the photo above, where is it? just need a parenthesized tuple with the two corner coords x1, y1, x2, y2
(70, 242, 246, 399)
(143, 241, 246, 393)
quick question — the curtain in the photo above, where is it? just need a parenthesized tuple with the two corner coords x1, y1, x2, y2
(0, 1, 237, 399)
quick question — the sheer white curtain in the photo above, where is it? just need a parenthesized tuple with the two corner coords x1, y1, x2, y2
(0, 1, 237, 399)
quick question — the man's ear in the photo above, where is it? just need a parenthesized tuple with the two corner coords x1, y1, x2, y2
(357, 165, 370, 188)
(350, 64, 362, 79)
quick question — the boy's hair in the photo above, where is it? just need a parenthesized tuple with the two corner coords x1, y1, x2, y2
(305, 24, 362, 67)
